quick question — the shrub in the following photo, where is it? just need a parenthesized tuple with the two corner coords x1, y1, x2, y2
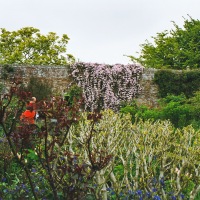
(64, 84, 83, 106)
(25, 76, 53, 101)
(70, 110, 200, 199)
(154, 69, 200, 98)
(120, 94, 196, 128)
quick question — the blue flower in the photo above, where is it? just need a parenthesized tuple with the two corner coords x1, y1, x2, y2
(31, 168, 37, 173)
(21, 183, 26, 189)
(146, 192, 151, 198)
(160, 177, 165, 187)
(60, 156, 65, 160)
(111, 191, 115, 195)
(152, 188, 157, 192)
(1, 177, 6, 182)
(136, 190, 142, 196)
(180, 194, 184, 199)
(153, 195, 161, 200)
(119, 192, 124, 196)
(171, 196, 176, 200)
(25, 189, 30, 193)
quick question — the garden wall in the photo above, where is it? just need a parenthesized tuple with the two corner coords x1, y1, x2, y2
(0, 65, 159, 107)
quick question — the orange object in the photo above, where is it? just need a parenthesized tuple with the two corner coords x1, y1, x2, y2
(20, 110, 36, 124)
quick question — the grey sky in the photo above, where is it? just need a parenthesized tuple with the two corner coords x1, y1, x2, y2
(1, 0, 200, 64)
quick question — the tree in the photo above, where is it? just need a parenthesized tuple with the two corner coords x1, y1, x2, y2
(129, 16, 200, 70)
(25, 76, 53, 101)
(0, 27, 75, 65)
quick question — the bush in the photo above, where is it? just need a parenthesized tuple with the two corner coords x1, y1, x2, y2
(70, 110, 200, 199)
(120, 94, 198, 128)
(64, 84, 83, 106)
(25, 76, 53, 101)
(154, 69, 200, 98)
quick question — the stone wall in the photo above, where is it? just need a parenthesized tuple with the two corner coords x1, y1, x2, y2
(0, 65, 71, 95)
(0, 65, 159, 106)
(137, 68, 159, 107)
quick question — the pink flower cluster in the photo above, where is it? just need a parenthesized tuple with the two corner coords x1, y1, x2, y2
(70, 62, 144, 111)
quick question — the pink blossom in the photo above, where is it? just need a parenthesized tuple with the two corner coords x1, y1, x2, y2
(70, 62, 144, 111)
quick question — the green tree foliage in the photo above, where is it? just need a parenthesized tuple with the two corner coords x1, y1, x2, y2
(0, 27, 75, 65)
(154, 69, 200, 98)
(25, 76, 53, 101)
(129, 16, 200, 69)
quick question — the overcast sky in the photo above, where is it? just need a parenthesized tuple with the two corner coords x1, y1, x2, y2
(1, 0, 200, 64)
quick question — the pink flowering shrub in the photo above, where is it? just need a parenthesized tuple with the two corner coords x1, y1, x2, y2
(70, 62, 144, 111)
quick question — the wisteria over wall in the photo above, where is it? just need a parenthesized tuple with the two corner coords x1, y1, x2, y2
(70, 62, 144, 111)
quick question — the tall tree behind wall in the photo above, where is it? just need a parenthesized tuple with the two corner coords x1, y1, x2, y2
(129, 15, 200, 70)
(0, 27, 75, 65)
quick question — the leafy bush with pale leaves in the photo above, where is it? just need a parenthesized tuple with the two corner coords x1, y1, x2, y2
(69, 110, 200, 200)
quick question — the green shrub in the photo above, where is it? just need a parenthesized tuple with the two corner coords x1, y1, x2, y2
(154, 69, 200, 98)
(64, 84, 82, 106)
(25, 76, 53, 101)
(0, 64, 15, 80)
(120, 94, 198, 128)
(161, 101, 192, 128)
